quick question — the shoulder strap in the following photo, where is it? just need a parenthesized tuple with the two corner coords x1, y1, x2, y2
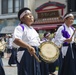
(19, 24, 24, 31)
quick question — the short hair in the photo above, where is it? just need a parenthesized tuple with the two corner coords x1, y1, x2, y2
(18, 7, 31, 20)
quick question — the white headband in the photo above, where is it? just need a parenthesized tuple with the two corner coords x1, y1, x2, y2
(20, 10, 31, 19)
(45, 33, 50, 37)
(64, 14, 73, 19)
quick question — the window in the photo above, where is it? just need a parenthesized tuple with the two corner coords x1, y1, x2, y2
(8, 0, 13, 13)
(2, 0, 24, 14)
(14, 0, 19, 12)
(67, 0, 76, 12)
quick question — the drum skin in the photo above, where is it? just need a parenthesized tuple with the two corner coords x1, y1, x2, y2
(39, 41, 60, 63)
(0, 41, 6, 52)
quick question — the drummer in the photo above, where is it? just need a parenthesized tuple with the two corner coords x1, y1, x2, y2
(52, 13, 76, 75)
(41, 32, 51, 42)
(13, 7, 49, 75)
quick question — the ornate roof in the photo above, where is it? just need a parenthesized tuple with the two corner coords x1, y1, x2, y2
(35, 1, 66, 12)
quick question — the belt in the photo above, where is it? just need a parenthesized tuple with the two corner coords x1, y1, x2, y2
(13, 47, 17, 49)
(18, 46, 39, 51)
(13, 47, 18, 50)
(63, 43, 70, 46)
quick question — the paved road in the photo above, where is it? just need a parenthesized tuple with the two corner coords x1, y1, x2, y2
(2, 58, 17, 75)
(2, 57, 58, 75)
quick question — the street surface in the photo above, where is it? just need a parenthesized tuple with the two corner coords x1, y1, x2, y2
(2, 53, 58, 75)
(2, 57, 17, 75)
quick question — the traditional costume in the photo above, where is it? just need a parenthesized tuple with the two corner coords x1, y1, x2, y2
(59, 24, 76, 75)
(52, 23, 76, 75)
(13, 24, 49, 75)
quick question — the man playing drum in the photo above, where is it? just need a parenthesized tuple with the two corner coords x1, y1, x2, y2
(13, 7, 49, 75)
(52, 13, 76, 75)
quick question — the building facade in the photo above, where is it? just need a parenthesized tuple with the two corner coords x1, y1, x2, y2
(0, 0, 75, 34)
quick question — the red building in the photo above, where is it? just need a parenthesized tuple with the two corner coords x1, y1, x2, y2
(32, 1, 66, 33)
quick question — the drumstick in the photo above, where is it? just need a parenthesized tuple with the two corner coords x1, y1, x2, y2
(71, 29, 76, 38)
(33, 53, 41, 62)
(54, 29, 76, 49)
(56, 29, 76, 48)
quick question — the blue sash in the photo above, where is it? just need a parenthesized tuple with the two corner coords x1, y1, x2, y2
(62, 25, 74, 46)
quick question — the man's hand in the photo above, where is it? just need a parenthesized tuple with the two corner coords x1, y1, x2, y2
(66, 38, 72, 43)
(27, 46, 36, 56)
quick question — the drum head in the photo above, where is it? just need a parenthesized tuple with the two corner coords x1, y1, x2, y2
(0, 42, 5, 52)
(39, 41, 59, 63)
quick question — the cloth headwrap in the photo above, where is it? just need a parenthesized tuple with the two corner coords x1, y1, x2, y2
(64, 14, 73, 19)
(45, 33, 50, 37)
(20, 10, 31, 19)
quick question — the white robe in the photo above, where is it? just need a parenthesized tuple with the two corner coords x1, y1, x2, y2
(52, 23, 74, 58)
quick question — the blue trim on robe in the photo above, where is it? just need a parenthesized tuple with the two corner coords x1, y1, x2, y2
(62, 25, 74, 45)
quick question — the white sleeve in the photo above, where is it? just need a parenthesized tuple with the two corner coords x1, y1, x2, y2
(53, 26, 66, 46)
(13, 26, 24, 41)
